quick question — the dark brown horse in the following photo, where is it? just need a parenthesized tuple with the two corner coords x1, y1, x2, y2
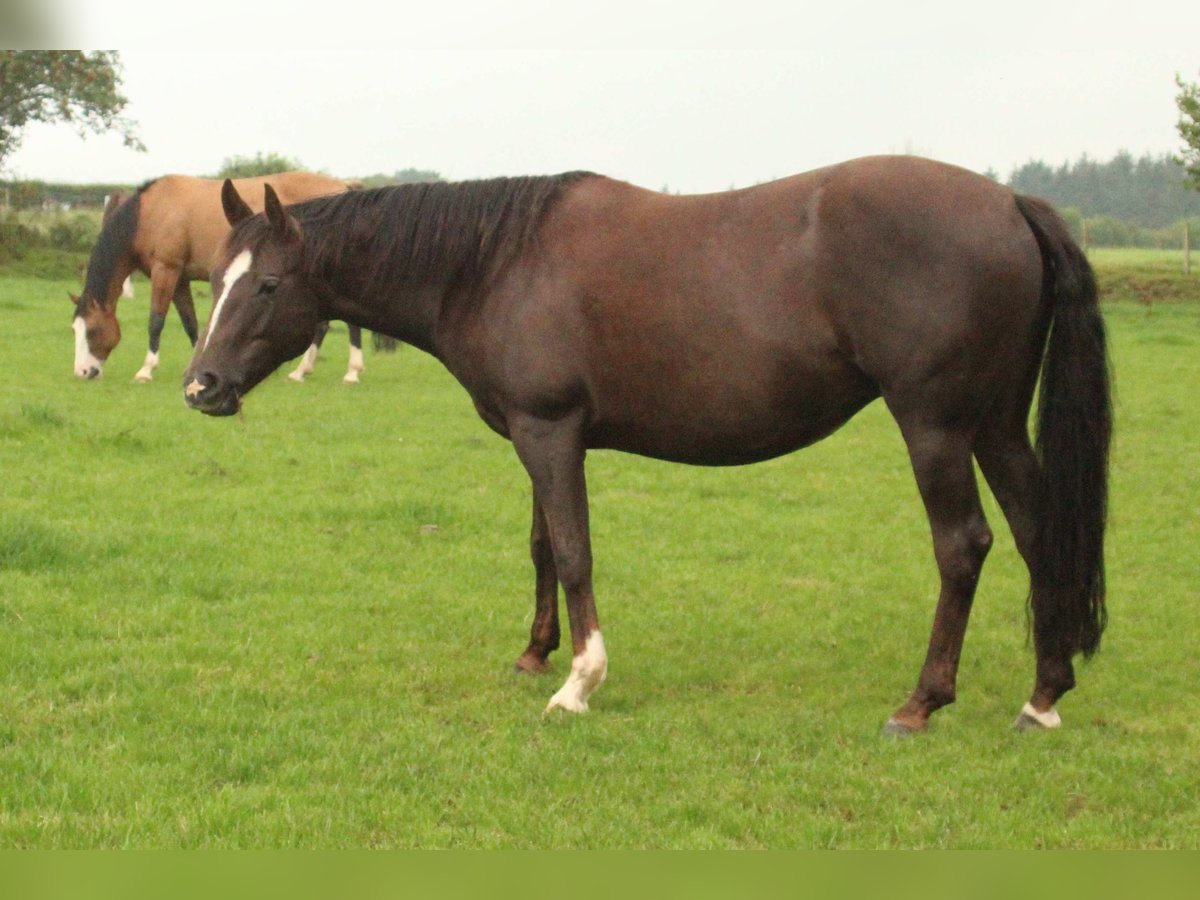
(72, 171, 357, 381)
(183, 157, 1111, 734)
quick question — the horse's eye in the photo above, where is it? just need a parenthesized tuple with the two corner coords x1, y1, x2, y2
(259, 277, 281, 296)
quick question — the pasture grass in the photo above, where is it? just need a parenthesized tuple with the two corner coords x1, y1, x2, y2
(0, 268, 1198, 848)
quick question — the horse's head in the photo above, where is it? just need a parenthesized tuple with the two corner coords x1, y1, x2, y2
(71, 292, 120, 379)
(183, 180, 323, 416)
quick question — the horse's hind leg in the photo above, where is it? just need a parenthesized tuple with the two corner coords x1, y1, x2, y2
(974, 423, 1074, 730)
(886, 421, 994, 735)
(288, 321, 330, 382)
(515, 497, 561, 674)
(342, 324, 365, 384)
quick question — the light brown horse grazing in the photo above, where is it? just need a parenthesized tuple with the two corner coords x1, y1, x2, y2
(71, 171, 357, 381)
(184, 158, 1111, 735)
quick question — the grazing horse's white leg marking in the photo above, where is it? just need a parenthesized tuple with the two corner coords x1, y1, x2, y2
(72, 316, 104, 379)
(203, 249, 253, 352)
(288, 343, 319, 382)
(1016, 702, 1062, 730)
(133, 350, 159, 383)
(342, 345, 365, 384)
(545, 630, 607, 714)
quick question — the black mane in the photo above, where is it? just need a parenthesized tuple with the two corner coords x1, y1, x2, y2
(80, 179, 155, 309)
(231, 172, 596, 300)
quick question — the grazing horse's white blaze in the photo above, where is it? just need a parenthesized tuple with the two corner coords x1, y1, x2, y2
(545, 630, 608, 714)
(134, 350, 159, 383)
(121, 276, 134, 299)
(72, 316, 104, 378)
(1019, 702, 1062, 729)
(202, 249, 253, 352)
(343, 345, 365, 384)
(287, 343, 319, 382)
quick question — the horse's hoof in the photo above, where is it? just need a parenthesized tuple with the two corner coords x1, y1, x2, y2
(133, 371, 153, 383)
(287, 372, 306, 383)
(544, 694, 588, 715)
(1014, 703, 1062, 732)
(882, 717, 923, 738)
(342, 372, 360, 384)
(514, 652, 551, 675)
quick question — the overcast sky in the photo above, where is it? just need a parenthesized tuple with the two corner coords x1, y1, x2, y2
(8, 0, 1199, 193)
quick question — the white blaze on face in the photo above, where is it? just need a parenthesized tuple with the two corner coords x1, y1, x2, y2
(72, 316, 104, 378)
(545, 630, 608, 714)
(203, 249, 253, 352)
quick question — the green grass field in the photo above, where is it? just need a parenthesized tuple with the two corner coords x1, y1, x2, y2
(1, 257, 1197, 847)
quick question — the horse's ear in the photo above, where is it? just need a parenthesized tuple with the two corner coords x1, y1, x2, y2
(263, 183, 302, 244)
(221, 179, 254, 227)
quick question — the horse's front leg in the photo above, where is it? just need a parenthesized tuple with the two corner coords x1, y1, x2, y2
(173, 280, 199, 347)
(515, 497, 560, 674)
(510, 413, 607, 713)
(135, 263, 182, 382)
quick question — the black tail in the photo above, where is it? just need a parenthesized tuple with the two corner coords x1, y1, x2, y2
(371, 333, 401, 353)
(1016, 195, 1112, 660)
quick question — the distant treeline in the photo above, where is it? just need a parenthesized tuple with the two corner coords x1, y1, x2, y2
(1005, 152, 1200, 246)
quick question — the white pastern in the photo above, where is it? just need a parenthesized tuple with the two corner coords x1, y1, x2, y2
(288, 344, 319, 381)
(545, 631, 608, 714)
(203, 249, 253, 352)
(72, 316, 104, 378)
(342, 345, 365, 383)
(133, 350, 159, 383)
(1018, 702, 1062, 729)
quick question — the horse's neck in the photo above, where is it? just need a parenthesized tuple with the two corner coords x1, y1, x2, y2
(322, 265, 445, 358)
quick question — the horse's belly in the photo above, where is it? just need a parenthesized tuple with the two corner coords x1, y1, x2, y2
(585, 377, 878, 466)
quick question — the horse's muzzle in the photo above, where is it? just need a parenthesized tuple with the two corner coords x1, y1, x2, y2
(183, 371, 241, 416)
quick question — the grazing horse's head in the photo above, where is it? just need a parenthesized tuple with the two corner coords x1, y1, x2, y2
(71, 292, 120, 379)
(183, 181, 323, 416)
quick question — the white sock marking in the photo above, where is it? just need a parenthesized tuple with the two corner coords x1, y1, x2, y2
(134, 350, 159, 383)
(203, 249, 253, 352)
(72, 316, 104, 378)
(288, 344, 319, 381)
(1020, 702, 1062, 729)
(343, 345, 364, 383)
(545, 630, 608, 714)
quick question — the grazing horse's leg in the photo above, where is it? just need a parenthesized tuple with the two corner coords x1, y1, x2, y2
(885, 422, 993, 735)
(515, 497, 561, 674)
(288, 321, 330, 382)
(974, 423, 1073, 730)
(343, 324, 365, 384)
(510, 414, 606, 713)
(173, 281, 199, 347)
(136, 262, 182, 382)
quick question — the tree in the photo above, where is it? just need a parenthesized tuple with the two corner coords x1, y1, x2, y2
(1176, 73, 1200, 190)
(0, 51, 144, 172)
(215, 152, 305, 179)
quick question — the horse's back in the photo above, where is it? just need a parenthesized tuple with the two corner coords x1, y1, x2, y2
(135, 173, 354, 278)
